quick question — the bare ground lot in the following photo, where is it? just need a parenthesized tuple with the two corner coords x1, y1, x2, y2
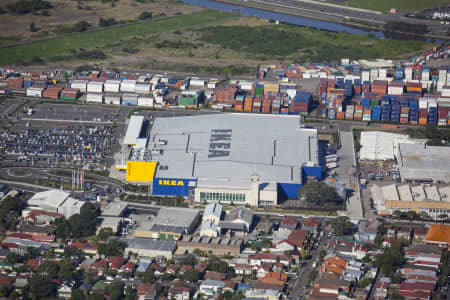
(0, 0, 203, 42)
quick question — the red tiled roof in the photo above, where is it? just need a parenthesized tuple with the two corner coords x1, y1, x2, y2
(287, 229, 309, 248)
(109, 256, 125, 270)
(0, 277, 14, 286)
(281, 217, 299, 226)
(70, 242, 98, 252)
(204, 271, 225, 281)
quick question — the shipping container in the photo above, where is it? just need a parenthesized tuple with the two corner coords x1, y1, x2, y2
(26, 87, 44, 98)
(104, 94, 121, 105)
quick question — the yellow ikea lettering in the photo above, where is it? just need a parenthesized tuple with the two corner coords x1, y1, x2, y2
(158, 179, 185, 186)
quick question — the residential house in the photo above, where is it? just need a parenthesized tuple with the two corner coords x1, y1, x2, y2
(120, 261, 136, 275)
(166, 264, 178, 275)
(397, 225, 412, 241)
(250, 253, 293, 267)
(234, 264, 253, 276)
(253, 272, 287, 292)
(137, 283, 161, 300)
(69, 242, 98, 256)
(399, 280, 434, 300)
(302, 218, 321, 235)
(199, 279, 225, 297)
(245, 289, 281, 300)
(109, 256, 125, 272)
(168, 286, 190, 300)
(313, 278, 350, 296)
(413, 226, 428, 241)
(354, 219, 379, 242)
(150, 263, 164, 276)
(91, 259, 108, 276)
(204, 271, 225, 281)
(374, 277, 390, 300)
(279, 229, 309, 251)
(279, 217, 299, 231)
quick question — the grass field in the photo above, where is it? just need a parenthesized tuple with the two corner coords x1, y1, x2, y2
(0, 10, 235, 65)
(198, 25, 431, 62)
(328, 0, 449, 13)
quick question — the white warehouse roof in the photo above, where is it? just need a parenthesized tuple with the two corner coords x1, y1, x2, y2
(148, 114, 319, 189)
(360, 131, 426, 161)
(123, 115, 144, 145)
(397, 143, 450, 183)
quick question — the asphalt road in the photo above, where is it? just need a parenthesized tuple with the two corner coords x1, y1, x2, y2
(291, 230, 331, 299)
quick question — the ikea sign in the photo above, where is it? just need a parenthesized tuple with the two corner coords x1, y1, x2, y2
(158, 179, 185, 186)
(153, 177, 196, 197)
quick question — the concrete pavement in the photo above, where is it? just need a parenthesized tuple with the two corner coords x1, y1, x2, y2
(336, 131, 364, 219)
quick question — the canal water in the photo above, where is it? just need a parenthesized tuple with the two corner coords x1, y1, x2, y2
(183, 0, 386, 37)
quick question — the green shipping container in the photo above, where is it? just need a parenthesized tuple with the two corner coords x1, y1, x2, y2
(179, 96, 197, 106)
(59, 96, 77, 101)
(370, 99, 379, 106)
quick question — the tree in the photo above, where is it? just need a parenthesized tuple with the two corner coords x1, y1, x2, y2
(97, 228, 114, 241)
(183, 269, 200, 282)
(142, 269, 154, 284)
(138, 11, 152, 20)
(37, 261, 59, 278)
(124, 285, 137, 300)
(25, 274, 55, 299)
(58, 261, 75, 280)
(260, 239, 272, 249)
(297, 182, 338, 206)
(182, 254, 197, 266)
(329, 217, 356, 236)
(107, 281, 124, 300)
(71, 289, 85, 300)
(98, 239, 125, 257)
(358, 277, 372, 288)
(6, 252, 19, 265)
(29, 22, 37, 32)
(373, 239, 405, 277)
(64, 246, 83, 259)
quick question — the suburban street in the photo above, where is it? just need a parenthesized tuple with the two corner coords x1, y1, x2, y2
(291, 229, 332, 299)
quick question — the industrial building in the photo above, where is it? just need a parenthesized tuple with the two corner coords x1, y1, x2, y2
(122, 238, 176, 259)
(397, 144, 450, 183)
(123, 114, 321, 206)
(134, 207, 200, 240)
(372, 183, 450, 218)
(27, 190, 84, 218)
(359, 131, 425, 161)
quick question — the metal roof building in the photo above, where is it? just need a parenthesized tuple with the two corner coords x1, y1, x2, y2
(359, 131, 425, 161)
(28, 190, 83, 218)
(123, 115, 144, 145)
(397, 144, 450, 183)
(122, 238, 176, 259)
(125, 114, 321, 206)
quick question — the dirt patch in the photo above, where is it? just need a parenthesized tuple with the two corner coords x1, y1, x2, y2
(0, 0, 203, 40)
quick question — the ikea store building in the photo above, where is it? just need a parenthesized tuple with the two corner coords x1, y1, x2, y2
(124, 114, 322, 206)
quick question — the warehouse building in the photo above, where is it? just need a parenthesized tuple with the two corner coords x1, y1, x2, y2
(397, 144, 450, 183)
(124, 114, 321, 206)
(359, 131, 425, 161)
(27, 190, 84, 218)
(122, 238, 176, 259)
(134, 207, 200, 240)
(372, 183, 450, 218)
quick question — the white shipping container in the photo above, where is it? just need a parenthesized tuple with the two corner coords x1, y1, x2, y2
(86, 93, 103, 103)
(26, 87, 44, 98)
(120, 80, 137, 92)
(388, 87, 403, 95)
(419, 98, 428, 109)
(122, 93, 138, 102)
(207, 81, 217, 89)
(87, 81, 104, 93)
(160, 77, 169, 84)
(155, 96, 163, 104)
(428, 99, 438, 108)
(135, 83, 151, 94)
(105, 94, 121, 105)
(138, 75, 149, 83)
(190, 79, 205, 87)
(421, 81, 428, 89)
(104, 80, 121, 93)
(71, 80, 88, 92)
(239, 81, 253, 91)
(361, 71, 370, 82)
(150, 76, 160, 85)
(138, 96, 154, 107)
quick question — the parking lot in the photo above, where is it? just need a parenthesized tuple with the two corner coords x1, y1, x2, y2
(359, 160, 400, 218)
(0, 120, 114, 170)
(26, 103, 120, 123)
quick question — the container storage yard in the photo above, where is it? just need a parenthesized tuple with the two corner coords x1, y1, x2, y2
(1, 44, 450, 126)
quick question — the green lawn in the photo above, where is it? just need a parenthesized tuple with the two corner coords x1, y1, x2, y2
(330, 0, 449, 13)
(0, 10, 235, 65)
(198, 25, 431, 62)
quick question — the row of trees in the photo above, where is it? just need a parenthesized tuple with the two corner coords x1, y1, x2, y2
(7, 0, 52, 15)
(54, 202, 99, 239)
